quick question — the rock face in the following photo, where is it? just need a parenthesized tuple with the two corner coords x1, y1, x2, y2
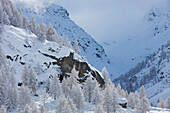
(40, 51, 105, 86)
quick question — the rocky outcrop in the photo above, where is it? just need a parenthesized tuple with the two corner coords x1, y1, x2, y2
(39, 51, 105, 86)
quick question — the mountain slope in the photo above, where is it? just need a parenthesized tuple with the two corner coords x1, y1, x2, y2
(114, 37, 170, 106)
(101, 8, 170, 79)
(0, 25, 104, 85)
(13, 1, 111, 76)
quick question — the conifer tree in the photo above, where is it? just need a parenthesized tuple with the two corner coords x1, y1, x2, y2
(49, 72, 61, 99)
(29, 67, 37, 94)
(40, 89, 48, 113)
(136, 86, 150, 113)
(55, 95, 73, 113)
(158, 98, 164, 108)
(92, 85, 102, 106)
(73, 40, 80, 54)
(127, 92, 135, 109)
(165, 96, 170, 109)
(18, 85, 33, 111)
(83, 77, 98, 103)
(70, 85, 85, 112)
(94, 104, 105, 113)
(22, 63, 30, 87)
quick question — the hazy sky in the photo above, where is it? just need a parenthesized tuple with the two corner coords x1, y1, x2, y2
(14, 0, 170, 42)
(56, 0, 169, 42)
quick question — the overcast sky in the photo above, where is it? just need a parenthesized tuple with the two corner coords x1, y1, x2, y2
(14, 0, 170, 42)
(56, 0, 169, 42)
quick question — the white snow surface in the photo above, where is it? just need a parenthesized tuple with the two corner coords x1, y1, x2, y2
(12, 1, 112, 78)
(0, 25, 90, 83)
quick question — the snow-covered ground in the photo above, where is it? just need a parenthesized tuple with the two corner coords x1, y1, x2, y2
(12, 1, 112, 78)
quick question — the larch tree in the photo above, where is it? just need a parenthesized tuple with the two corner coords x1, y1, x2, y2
(37, 23, 47, 43)
(91, 84, 103, 106)
(61, 78, 70, 97)
(22, 63, 30, 87)
(70, 85, 85, 112)
(55, 95, 73, 113)
(5, 85, 18, 112)
(18, 85, 33, 111)
(67, 97, 78, 113)
(73, 40, 80, 54)
(158, 98, 164, 108)
(102, 67, 112, 87)
(127, 92, 135, 109)
(94, 104, 105, 113)
(29, 67, 37, 94)
(165, 96, 170, 109)
(136, 86, 150, 113)
(68, 66, 78, 89)
(116, 83, 122, 95)
(29, 17, 37, 34)
(49, 72, 62, 99)
(83, 77, 98, 103)
(134, 90, 140, 109)
(46, 24, 57, 42)
(40, 89, 48, 113)
(103, 85, 120, 113)
(22, 16, 29, 29)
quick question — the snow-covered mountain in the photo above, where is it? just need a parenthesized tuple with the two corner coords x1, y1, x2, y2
(101, 8, 170, 79)
(0, 25, 105, 86)
(13, 1, 111, 77)
(114, 34, 170, 106)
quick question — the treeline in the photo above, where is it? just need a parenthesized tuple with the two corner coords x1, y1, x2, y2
(114, 40, 170, 93)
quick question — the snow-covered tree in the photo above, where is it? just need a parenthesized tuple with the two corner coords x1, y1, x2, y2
(37, 23, 47, 43)
(46, 24, 57, 42)
(67, 97, 78, 113)
(158, 98, 164, 108)
(116, 83, 122, 95)
(29, 67, 37, 94)
(127, 92, 135, 109)
(134, 90, 140, 109)
(102, 67, 112, 87)
(68, 66, 78, 89)
(91, 85, 102, 106)
(5, 70, 18, 112)
(94, 104, 105, 113)
(40, 89, 48, 113)
(55, 95, 73, 113)
(0, 69, 7, 106)
(70, 85, 85, 111)
(22, 63, 30, 86)
(29, 17, 37, 34)
(49, 72, 62, 99)
(165, 96, 170, 109)
(136, 86, 150, 113)
(83, 77, 98, 103)
(18, 85, 32, 111)
(103, 85, 120, 113)
(64, 37, 72, 49)
(139, 85, 146, 99)
(22, 16, 29, 29)
(61, 78, 70, 97)
(73, 40, 80, 54)
(5, 86, 18, 111)
(23, 104, 32, 113)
